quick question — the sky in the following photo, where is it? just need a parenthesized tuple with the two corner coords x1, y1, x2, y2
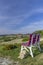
(0, 0, 43, 34)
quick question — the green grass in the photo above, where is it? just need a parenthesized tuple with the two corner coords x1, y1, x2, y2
(0, 44, 21, 60)
(22, 37, 29, 42)
(0, 41, 43, 65)
(0, 36, 17, 42)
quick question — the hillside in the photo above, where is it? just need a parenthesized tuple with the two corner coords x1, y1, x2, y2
(33, 30, 43, 37)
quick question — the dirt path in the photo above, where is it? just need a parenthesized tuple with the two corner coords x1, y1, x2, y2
(0, 57, 19, 65)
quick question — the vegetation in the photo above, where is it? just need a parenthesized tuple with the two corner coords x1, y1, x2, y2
(0, 30, 43, 42)
(0, 36, 17, 42)
(33, 30, 43, 37)
(0, 41, 43, 65)
(0, 43, 21, 61)
(22, 37, 29, 42)
(0, 30, 43, 65)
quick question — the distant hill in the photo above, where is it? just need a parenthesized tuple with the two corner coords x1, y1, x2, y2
(0, 30, 43, 42)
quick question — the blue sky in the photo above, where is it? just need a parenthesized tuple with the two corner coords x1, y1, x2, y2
(0, 0, 43, 34)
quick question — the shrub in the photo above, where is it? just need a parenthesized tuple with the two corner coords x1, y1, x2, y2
(3, 37, 11, 42)
(3, 43, 21, 50)
(0, 36, 17, 42)
(3, 44, 17, 50)
(22, 37, 29, 42)
(14, 43, 21, 48)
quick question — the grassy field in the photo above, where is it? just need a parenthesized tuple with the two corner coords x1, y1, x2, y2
(0, 40, 43, 65)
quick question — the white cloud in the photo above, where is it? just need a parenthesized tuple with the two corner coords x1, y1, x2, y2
(16, 20, 43, 33)
(0, 8, 43, 34)
(0, 20, 43, 34)
(23, 8, 43, 19)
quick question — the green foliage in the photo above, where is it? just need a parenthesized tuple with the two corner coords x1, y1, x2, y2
(0, 44, 20, 60)
(33, 30, 43, 37)
(0, 41, 43, 65)
(14, 43, 21, 48)
(3, 37, 11, 42)
(3, 44, 16, 50)
(0, 36, 17, 42)
(3, 43, 21, 50)
(22, 37, 29, 42)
